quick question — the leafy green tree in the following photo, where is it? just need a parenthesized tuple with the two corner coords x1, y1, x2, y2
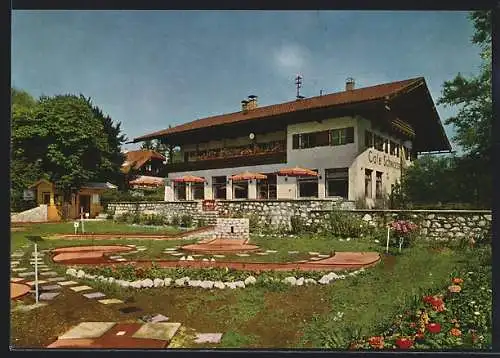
(436, 10, 491, 205)
(12, 94, 112, 200)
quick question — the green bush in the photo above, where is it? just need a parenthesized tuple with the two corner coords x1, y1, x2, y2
(290, 215, 307, 234)
(246, 213, 261, 233)
(327, 209, 368, 238)
(171, 215, 180, 226)
(181, 214, 193, 227)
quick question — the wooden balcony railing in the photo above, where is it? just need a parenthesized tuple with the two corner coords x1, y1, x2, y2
(165, 150, 287, 173)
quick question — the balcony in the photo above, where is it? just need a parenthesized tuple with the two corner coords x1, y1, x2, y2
(166, 140, 287, 173)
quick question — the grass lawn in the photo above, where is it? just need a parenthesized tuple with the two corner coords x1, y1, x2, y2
(10, 223, 481, 349)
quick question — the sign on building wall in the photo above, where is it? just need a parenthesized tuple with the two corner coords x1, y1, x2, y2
(368, 150, 401, 169)
(202, 200, 216, 211)
(23, 189, 35, 201)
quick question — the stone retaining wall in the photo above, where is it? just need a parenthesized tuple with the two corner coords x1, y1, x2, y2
(106, 201, 491, 240)
(311, 209, 492, 240)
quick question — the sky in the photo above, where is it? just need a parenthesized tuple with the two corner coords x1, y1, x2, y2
(11, 10, 483, 152)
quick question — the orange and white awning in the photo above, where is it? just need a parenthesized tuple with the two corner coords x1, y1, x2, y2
(230, 171, 267, 181)
(276, 167, 318, 177)
(171, 175, 206, 183)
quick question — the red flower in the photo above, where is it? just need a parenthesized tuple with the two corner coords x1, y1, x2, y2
(452, 278, 464, 284)
(423, 295, 434, 304)
(368, 336, 385, 349)
(426, 323, 441, 334)
(395, 337, 414, 349)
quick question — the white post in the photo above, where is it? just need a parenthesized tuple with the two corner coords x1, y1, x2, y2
(34, 243, 39, 304)
(386, 226, 390, 253)
(80, 207, 85, 234)
(399, 237, 403, 253)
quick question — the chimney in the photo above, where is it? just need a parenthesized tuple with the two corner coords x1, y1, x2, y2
(246, 95, 258, 110)
(345, 77, 355, 91)
(241, 99, 249, 111)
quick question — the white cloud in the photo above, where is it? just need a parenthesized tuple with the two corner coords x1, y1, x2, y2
(271, 43, 310, 78)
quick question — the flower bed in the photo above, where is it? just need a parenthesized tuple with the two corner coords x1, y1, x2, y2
(349, 267, 492, 350)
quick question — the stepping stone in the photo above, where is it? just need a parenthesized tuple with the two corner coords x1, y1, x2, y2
(136, 248, 147, 252)
(39, 268, 52, 271)
(256, 252, 269, 255)
(59, 322, 117, 339)
(11, 253, 24, 258)
(70, 285, 93, 292)
(308, 252, 320, 256)
(163, 248, 177, 251)
(12, 268, 28, 272)
(18, 272, 35, 277)
(194, 333, 223, 344)
(118, 306, 142, 313)
(132, 322, 181, 341)
(58, 281, 78, 286)
(170, 253, 182, 256)
(115, 258, 127, 262)
(40, 271, 58, 277)
(127, 244, 137, 248)
(41, 284, 61, 291)
(310, 257, 322, 261)
(116, 331, 126, 336)
(11, 277, 25, 283)
(141, 314, 169, 323)
(296, 260, 308, 263)
(11, 261, 20, 265)
(40, 292, 60, 300)
(288, 251, 299, 254)
(47, 277, 66, 282)
(25, 280, 48, 287)
(236, 253, 250, 257)
(98, 298, 124, 305)
(265, 250, 277, 253)
(109, 256, 123, 259)
(83, 292, 106, 299)
(191, 254, 204, 257)
(213, 255, 225, 258)
(13, 302, 48, 312)
(317, 254, 330, 258)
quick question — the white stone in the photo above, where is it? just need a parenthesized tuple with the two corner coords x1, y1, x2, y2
(77, 270, 85, 278)
(214, 281, 225, 289)
(296, 277, 305, 286)
(141, 278, 154, 288)
(179, 256, 186, 261)
(108, 277, 115, 284)
(225, 282, 237, 289)
(186, 256, 195, 261)
(202, 258, 209, 262)
(318, 276, 331, 285)
(478, 220, 487, 227)
(234, 281, 245, 288)
(188, 280, 202, 287)
(244, 276, 257, 285)
(164, 278, 172, 286)
(326, 272, 340, 280)
(362, 214, 372, 222)
(66, 268, 77, 276)
(200, 281, 214, 289)
(153, 278, 164, 287)
(283, 276, 297, 286)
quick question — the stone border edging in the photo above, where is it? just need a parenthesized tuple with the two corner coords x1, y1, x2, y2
(311, 209, 492, 214)
(65, 267, 367, 290)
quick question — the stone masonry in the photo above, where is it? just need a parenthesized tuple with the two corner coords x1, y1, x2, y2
(214, 218, 249, 240)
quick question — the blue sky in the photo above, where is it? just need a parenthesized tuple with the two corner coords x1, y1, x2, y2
(12, 11, 482, 152)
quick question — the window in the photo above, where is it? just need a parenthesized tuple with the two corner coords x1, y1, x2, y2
(389, 141, 397, 156)
(325, 168, 349, 198)
(298, 171, 319, 198)
(376, 171, 383, 199)
(331, 127, 354, 146)
(292, 134, 300, 149)
(365, 169, 373, 198)
(257, 174, 277, 200)
(232, 180, 248, 199)
(315, 130, 330, 147)
(212, 176, 226, 199)
(374, 135, 384, 151)
(365, 130, 374, 148)
(191, 181, 205, 200)
(174, 182, 186, 201)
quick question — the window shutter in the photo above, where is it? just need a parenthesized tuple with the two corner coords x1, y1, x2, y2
(292, 134, 300, 149)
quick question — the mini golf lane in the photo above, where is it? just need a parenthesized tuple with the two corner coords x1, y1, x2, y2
(11, 282, 31, 300)
(181, 238, 260, 254)
(51, 245, 381, 272)
(52, 226, 214, 240)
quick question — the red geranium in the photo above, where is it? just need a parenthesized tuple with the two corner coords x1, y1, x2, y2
(452, 277, 464, 284)
(395, 337, 414, 349)
(426, 323, 441, 334)
(368, 336, 385, 349)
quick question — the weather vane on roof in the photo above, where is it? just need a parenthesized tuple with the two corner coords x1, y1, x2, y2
(295, 74, 304, 100)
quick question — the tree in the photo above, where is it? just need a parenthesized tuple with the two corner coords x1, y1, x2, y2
(12, 94, 113, 199)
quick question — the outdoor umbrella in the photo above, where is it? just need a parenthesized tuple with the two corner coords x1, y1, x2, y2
(172, 175, 206, 183)
(276, 167, 318, 177)
(230, 171, 268, 181)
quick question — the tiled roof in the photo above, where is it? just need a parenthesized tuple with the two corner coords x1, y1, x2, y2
(134, 77, 424, 141)
(121, 150, 166, 173)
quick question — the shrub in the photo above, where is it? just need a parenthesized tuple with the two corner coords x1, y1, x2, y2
(290, 215, 307, 234)
(246, 213, 261, 233)
(389, 220, 419, 248)
(328, 209, 368, 238)
(180, 214, 193, 227)
(171, 215, 180, 226)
